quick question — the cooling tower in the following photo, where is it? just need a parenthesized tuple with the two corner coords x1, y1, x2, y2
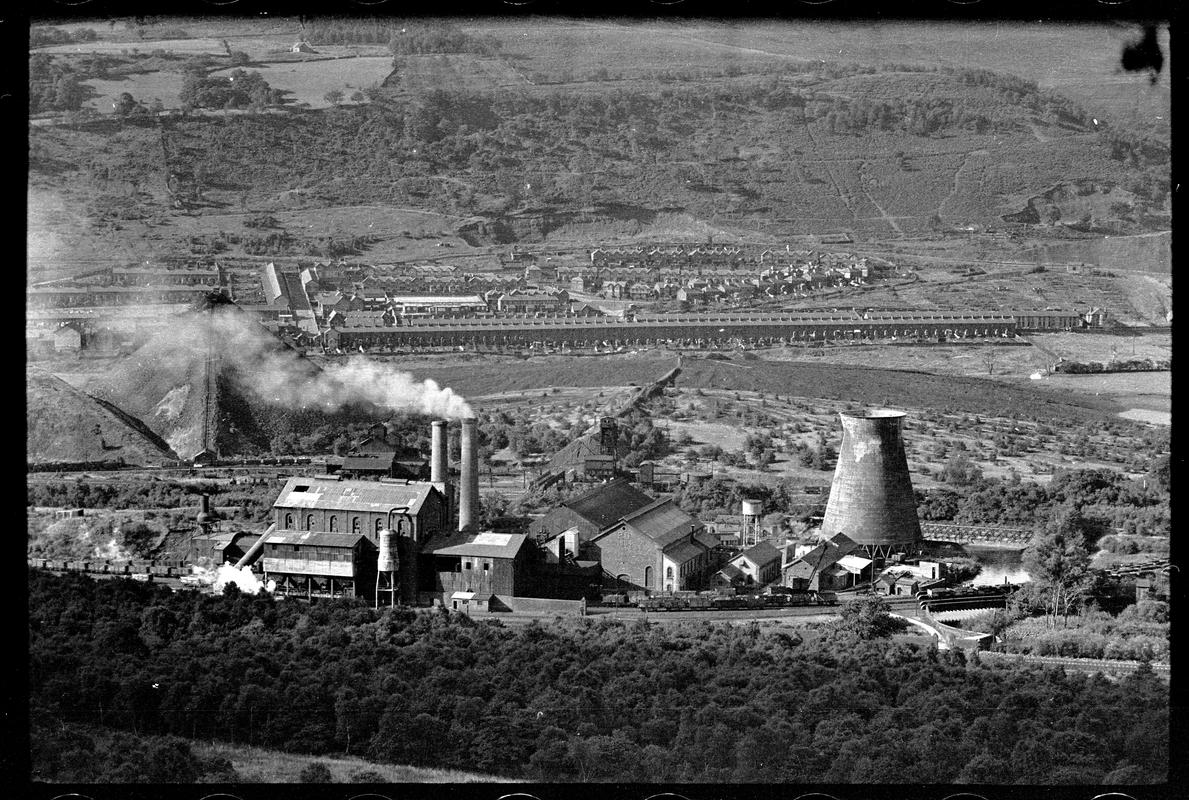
(430, 419, 448, 484)
(820, 409, 921, 555)
(457, 416, 480, 532)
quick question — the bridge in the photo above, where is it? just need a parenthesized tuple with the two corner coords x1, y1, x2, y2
(325, 310, 1018, 351)
(920, 522, 1034, 548)
(892, 609, 994, 652)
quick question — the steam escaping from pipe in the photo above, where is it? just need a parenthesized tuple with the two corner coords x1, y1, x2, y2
(190, 563, 276, 594)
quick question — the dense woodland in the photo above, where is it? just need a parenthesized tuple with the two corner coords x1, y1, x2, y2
(29, 572, 1167, 784)
(916, 460, 1170, 543)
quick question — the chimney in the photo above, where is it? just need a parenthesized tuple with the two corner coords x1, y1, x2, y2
(431, 419, 448, 484)
(819, 409, 921, 557)
(458, 416, 479, 533)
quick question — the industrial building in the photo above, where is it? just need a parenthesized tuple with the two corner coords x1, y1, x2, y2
(226, 415, 594, 610)
(782, 532, 875, 591)
(429, 532, 534, 610)
(529, 478, 655, 544)
(591, 498, 720, 592)
(818, 409, 922, 558)
(261, 530, 377, 602)
(322, 310, 1019, 351)
(232, 416, 466, 604)
(541, 417, 622, 482)
(713, 541, 782, 588)
(260, 476, 449, 603)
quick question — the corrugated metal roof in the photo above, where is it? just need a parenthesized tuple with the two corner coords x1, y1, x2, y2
(273, 477, 436, 515)
(837, 555, 874, 574)
(431, 532, 528, 559)
(265, 531, 368, 548)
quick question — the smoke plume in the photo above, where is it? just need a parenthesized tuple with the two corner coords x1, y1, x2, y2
(171, 306, 473, 419)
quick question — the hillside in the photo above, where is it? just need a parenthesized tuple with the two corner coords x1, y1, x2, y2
(27, 19, 1169, 272)
(26, 367, 179, 466)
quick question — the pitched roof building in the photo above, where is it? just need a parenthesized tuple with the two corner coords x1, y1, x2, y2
(729, 541, 782, 586)
(269, 476, 449, 603)
(592, 498, 718, 593)
(529, 478, 655, 543)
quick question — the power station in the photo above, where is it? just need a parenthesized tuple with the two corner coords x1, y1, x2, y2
(819, 409, 922, 558)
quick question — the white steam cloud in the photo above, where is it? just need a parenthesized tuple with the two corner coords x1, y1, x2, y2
(190, 563, 276, 594)
(170, 307, 473, 419)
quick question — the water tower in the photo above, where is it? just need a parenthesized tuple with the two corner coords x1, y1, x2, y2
(819, 409, 921, 558)
(741, 498, 762, 547)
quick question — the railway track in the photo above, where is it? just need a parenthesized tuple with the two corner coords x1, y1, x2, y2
(978, 650, 1170, 677)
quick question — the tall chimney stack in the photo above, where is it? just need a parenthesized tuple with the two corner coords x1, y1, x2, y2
(431, 420, 448, 485)
(458, 416, 480, 533)
(820, 409, 921, 558)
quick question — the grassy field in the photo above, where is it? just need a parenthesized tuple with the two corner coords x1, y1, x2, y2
(210, 57, 394, 108)
(675, 354, 1122, 420)
(192, 741, 508, 783)
(375, 350, 681, 397)
(396, 53, 530, 92)
(1028, 371, 1170, 413)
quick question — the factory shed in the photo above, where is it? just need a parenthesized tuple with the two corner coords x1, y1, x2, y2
(529, 478, 655, 543)
(340, 452, 399, 479)
(783, 532, 860, 592)
(430, 532, 532, 600)
(270, 476, 448, 605)
(260, 531, 376, 602)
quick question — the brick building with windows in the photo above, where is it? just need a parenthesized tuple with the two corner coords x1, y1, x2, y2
(590, 498, 719, 592)
(270, 477, 448, 603)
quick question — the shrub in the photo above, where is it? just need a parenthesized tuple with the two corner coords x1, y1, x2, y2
(299, 762, 334, 783)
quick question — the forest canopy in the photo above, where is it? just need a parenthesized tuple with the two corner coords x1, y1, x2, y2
(28, 571, 1168, 784)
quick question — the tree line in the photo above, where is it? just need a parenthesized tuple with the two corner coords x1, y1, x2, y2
(29, 571, 1167, 784)
(915, 465, 1169, 539)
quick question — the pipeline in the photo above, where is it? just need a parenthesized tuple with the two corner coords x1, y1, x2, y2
(234, 523, 276, 569)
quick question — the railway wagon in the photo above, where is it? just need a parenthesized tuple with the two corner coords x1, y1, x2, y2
(638, 590, 836, 612)
(917, 584, 1016, 612)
